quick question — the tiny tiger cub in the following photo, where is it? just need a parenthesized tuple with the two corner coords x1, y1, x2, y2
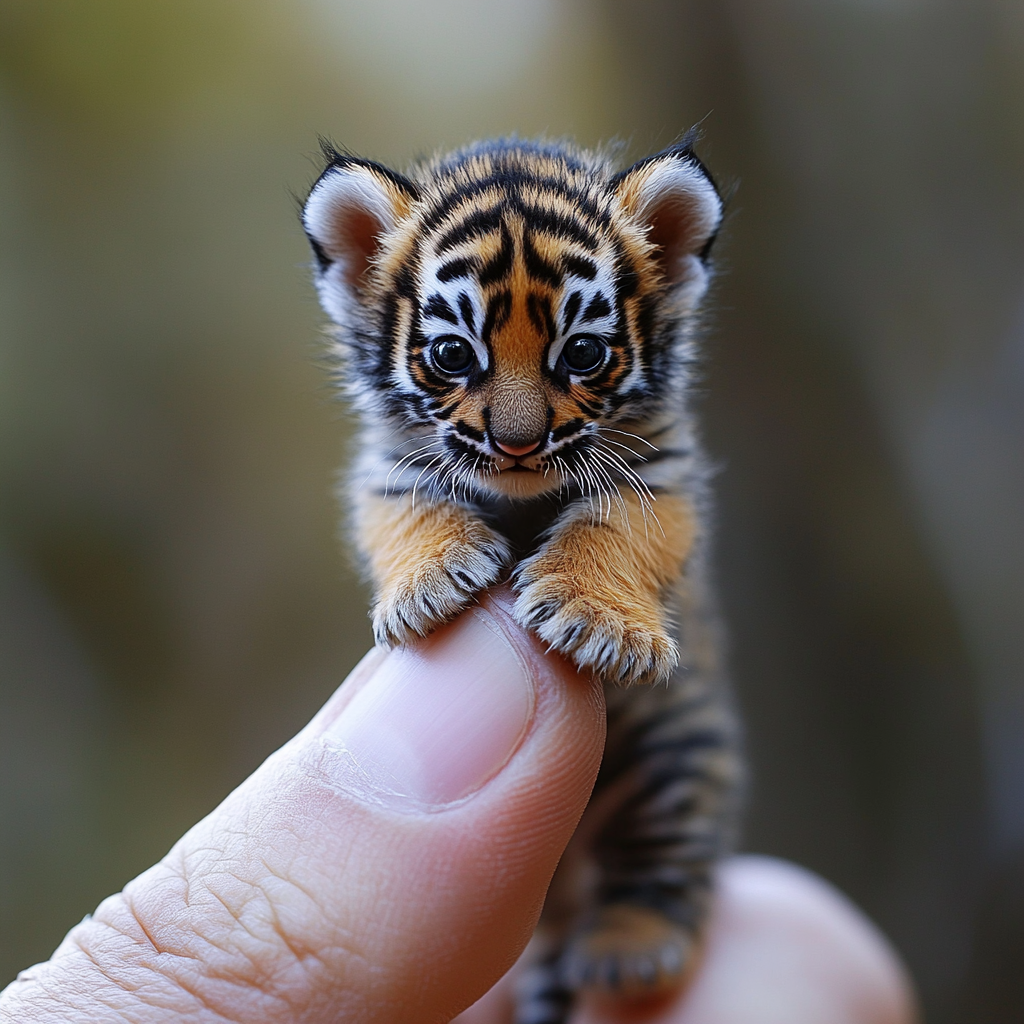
(301, 134, 742, 1023)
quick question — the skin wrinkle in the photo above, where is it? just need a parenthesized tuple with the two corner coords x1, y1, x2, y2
(65, 911, 234, 1022)
(11, 975, 132, 1024)
(121, 909, 271, 1018)
(204, 879, 323, 1018)
(112, 795, 363, 1021)
(120, 859, 352, 1021)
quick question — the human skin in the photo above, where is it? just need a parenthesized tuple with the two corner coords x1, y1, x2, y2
(0, 590, 917, 1024)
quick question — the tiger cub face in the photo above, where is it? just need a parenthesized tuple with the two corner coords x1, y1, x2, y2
(303, 140, 721, 501)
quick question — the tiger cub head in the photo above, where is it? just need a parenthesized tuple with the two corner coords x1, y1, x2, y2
(302, 139, 722, 500)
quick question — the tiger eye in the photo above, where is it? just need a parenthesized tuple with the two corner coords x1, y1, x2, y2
(430, 336, 474, 374)
(562, 335, 606, 373)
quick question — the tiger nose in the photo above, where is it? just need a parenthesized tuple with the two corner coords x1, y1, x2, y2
(494, 438, 543, 457)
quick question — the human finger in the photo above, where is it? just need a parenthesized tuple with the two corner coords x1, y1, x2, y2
(0, 589, 606, 1024)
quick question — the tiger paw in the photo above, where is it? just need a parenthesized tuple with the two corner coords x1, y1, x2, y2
(371, 523, 511, 648)
(560, 905, 698, 996)
(512, 554, 678, 685)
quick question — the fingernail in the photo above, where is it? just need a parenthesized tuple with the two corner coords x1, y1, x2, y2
(322, 606, 534, 809)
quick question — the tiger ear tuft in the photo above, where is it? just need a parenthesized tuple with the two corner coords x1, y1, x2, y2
(302, 153, 419, 321)
(612, 142, 723, 304)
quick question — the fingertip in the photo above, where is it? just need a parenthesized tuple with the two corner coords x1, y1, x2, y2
(705, 856, 919, 1023)
(566, 856, 918, 1024)
(280, 593, 606, 1021)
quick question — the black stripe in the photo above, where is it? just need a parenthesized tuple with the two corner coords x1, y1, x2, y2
(422, 293, 458, 323)
(602, 726, 727, 782)
(572, 397, 603, 418)
(523, 230, 563, 288)
(615, 254, 640, 301)
(634, 293, 658, 347)
(478, 222, 514, 286)
(453, 419, 485, 442)
(551, 418, 584, 442)
(521, 206, 599, 250)
(481, 290, 512, 343)
(457, 293, 476, 334)
(420, 177, 509, 233)
(434, 205, 504, 254)
(436, 256, 478, 282)
(580, 292, 611, 323)
(445, 433, 482, 460)
(527, 293, 556, 342)
(420, 168, 612, 235)
(562, 253, 598, 280)
(562, 291, 582, 331)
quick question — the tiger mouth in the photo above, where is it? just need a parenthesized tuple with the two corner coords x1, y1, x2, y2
(492, 451, 544, 473)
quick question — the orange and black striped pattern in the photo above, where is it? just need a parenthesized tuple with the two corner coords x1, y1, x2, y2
(303, 136, 742, 1023)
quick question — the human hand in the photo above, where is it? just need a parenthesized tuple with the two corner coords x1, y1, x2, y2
(0, 590, 916, 1024)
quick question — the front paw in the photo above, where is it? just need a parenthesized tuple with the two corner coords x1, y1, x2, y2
(372, 524, 510, 648)
(513, 556, 678, 685)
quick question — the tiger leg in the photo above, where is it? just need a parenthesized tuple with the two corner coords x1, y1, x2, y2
(513, 491, 696, 686)
(513, 949, 574, 1024)
(354, 491, 511, 648)
(559, 626, 742, 1000)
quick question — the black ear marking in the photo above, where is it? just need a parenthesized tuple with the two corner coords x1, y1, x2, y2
(316, 139, 421, 207)
(609, 127, 716, 195)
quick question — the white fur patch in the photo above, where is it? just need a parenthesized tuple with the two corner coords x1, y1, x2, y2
(303, 165, 402, 326)
(622, 155, 722, 310)
(633, 158, 722, 251)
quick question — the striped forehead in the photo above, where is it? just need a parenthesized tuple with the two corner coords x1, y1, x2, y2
(416, 203, 622, 367)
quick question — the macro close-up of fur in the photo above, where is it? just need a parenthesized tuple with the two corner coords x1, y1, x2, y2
(301, 136, 742, 1023)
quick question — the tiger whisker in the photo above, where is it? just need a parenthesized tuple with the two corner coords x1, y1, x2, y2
(594, 432, 650, 463)
(599, 427, 661, 452)
(593, 442, 660, 507)
(570, 452, 601, 520)
(384, 441, 446, 495)
(583, 452, 631, 533)
(554, 455, 582, 507)
(411, 453, 448, 508)
(590, 444, 663, 536)
(591, 453, 630, 529)
(575, 450, 610, 523)
(358, 434, 439, 493)
(447, 453, 469, 500)
(452, 454, 479, 502)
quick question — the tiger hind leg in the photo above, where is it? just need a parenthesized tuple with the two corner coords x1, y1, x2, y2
(514, 950, 573, 1024)
(557, 661, 741, 1007)
(560, 902, 700, 995)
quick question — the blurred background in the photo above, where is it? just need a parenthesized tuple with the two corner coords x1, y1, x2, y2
(1, 0, 1023, 1018)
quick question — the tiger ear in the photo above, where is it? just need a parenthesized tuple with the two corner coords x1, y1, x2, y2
(612, 141, 723, 306)
(302, 148, 419, 322)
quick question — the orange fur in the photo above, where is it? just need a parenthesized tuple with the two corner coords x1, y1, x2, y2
(514, 491, 696, 685)
(354, 491, 511, 647)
